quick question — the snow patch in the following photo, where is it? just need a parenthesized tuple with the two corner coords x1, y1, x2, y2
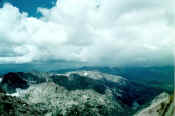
(84, 72, 88, 76)
(7, 88, 26, 97)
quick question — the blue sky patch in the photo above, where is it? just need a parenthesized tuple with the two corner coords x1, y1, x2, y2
(0, 0, 57, 17)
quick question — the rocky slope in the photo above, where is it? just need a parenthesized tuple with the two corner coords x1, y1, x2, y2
(0, 91, 46, 116)
(135, 93, 174, 116)
(0, 71, 165, 116)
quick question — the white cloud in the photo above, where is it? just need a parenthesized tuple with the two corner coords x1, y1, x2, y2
(0, 0, 174, 67)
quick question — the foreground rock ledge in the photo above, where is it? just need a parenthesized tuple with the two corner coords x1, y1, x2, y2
(135, 92, 174, 116)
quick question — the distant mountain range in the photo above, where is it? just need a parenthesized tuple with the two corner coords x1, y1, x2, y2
(52, 66, 174, 93)
(0, 67, 174, 116)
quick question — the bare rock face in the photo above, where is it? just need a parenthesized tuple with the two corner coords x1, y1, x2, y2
(21, 71, 134, 116)
(24, 82, 127, 116)
(135, 93, 174, 116)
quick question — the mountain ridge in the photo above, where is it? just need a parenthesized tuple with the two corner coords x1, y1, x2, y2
(0, 70, 173, 116)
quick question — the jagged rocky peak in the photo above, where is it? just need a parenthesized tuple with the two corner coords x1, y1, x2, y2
(0, 72, 50, 93)
(0, 72, 29, 93)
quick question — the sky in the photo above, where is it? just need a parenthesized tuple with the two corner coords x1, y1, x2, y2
(0, 0, 57, 17)
(0, 0, 174, 71)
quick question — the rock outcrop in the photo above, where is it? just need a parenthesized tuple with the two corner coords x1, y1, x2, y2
(135, 92, 174, 116)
